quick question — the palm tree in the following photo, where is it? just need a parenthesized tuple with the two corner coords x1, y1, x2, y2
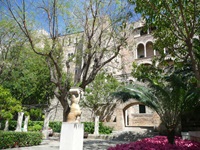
(114, 74, 200, 144)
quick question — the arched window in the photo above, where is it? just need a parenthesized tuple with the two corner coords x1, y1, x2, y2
(137, 43, 145, 59)
(146, 41, 154, 57)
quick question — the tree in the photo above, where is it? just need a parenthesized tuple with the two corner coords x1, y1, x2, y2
(82, 72, 120, 122)
(115, 73, 200, 144)
(0, 86, 21, 130)
(0, 19, 25, 79)
(1, 46, 55, 118)
(1, 0, 131, 121)
(129, 0, 200, 86)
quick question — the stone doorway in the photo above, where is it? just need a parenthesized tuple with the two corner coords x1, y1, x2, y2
(115, 99, 160, 132)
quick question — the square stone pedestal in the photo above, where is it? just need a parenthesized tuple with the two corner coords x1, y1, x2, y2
(59, 122, 84, 150)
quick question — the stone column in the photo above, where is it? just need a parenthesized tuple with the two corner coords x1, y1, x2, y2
(23, 115, 29, 132)
(136, 46, 138, 59)
(116, 107, 124, 131)
(125, 110, 128, 126)
(94, 116, 99, 136)
(15, 112, 24, 132)
(60, 87, 84, 150)
(154, 50, 156, 56)
(59, 123, 84, 150)
(144, 43, 147, 57)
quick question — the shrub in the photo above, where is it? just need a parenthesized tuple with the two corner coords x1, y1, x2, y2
(49, 121, 62, 133)
(1, 120, 113, 134)
(28, 124, 42, 132)
(0, 131, 42, 149)
(0, 120, 17, 130)
(99, 122, 113, 134)
(8, 121, 17, 130)
(84, 122, 95, 134)
(83, 122, 113, 134)
(28, 121, 43, 127)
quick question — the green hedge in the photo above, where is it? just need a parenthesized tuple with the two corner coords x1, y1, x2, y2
(84, 122, 95, 133)
(0, 131, 43, 149)
(99, 122, 113, 134)
(49, 121, 62, 132)
(0, 120, 17, 130)
(84, 122, 113, 134)
(0, 121, 113, 134)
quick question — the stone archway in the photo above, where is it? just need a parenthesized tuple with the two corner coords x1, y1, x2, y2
(115, 99, 160, 131)
(146, 41, 154, 57)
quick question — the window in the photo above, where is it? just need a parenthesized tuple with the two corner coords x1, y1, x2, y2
(140, 28, 147, 36)
(68, 53, 74, 58)
(139, 104, 146, 113)
(137, 43, 145, 59)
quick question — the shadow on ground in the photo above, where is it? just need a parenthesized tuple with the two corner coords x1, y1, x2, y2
(111, 131, 157, 142)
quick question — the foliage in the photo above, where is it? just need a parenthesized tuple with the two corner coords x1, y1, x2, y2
(0, 86, 21, 120)
(129, 0, 200, 85)
(49, 121, 62, 133)
(1, 48, 55, 112)
(84, 122, 113, 134)
(0, 131, 42, 149)
(28, 124, 43, 132)
(1, 0, 132, 121)
(82, 72, 120, 121)
(115, 66, 200, 144)
(83, 122, 95, 134)
(99, 122, 113, 134)
(108, 136, 200, 150)
(0, 120, 113, 134)
(29, 109, 43, 121)
(0, 19, 25, 77)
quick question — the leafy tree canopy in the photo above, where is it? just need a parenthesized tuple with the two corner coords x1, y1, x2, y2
(0, 86, 21, 120)
(129, 0, 200, 85)
(82, 72, 120, 121)
(1, 46, 55, 112)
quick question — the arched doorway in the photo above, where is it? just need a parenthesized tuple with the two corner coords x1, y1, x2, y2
(124, 103, 153, 127)
(115, 99, 160, 131)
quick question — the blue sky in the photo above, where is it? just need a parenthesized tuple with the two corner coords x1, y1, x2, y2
(1, 0, 141, 35)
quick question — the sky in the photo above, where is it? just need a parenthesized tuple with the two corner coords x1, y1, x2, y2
(0, 0, 141, 35)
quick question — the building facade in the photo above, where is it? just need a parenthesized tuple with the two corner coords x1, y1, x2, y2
(50, 19, 161, 132)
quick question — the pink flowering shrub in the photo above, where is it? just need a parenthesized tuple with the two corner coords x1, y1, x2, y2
(108, 136, 200, 150)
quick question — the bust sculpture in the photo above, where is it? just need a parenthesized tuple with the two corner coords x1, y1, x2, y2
(67, 90, 82, 123)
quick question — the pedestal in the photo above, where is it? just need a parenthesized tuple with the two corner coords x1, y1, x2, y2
(59, 122, 84, 150)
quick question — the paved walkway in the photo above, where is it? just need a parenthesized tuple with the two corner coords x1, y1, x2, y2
(5, 131, 155, 150)
(5, 139, 127, 150)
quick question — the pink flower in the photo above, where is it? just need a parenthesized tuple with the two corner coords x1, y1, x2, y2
(108, 136, 200, 150)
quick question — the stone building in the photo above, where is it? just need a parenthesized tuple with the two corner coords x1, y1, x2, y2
(50, 19, 162, 132)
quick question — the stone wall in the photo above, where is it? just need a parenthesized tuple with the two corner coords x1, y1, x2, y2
(189, 131, 200, 142)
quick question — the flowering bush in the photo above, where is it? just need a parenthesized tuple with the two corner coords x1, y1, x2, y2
(108, 136, 200, 150)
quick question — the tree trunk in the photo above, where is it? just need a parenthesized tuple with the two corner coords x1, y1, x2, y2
(4, 119, 9, 131)
(23, 115, 29, 132)
(94, 116, 99, 136)
(42, 110, 52, 139)
(15, 112, 24, 132)
(167, 128, 175, 145)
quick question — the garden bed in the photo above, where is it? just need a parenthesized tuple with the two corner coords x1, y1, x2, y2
(108, 136, 200, 150)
